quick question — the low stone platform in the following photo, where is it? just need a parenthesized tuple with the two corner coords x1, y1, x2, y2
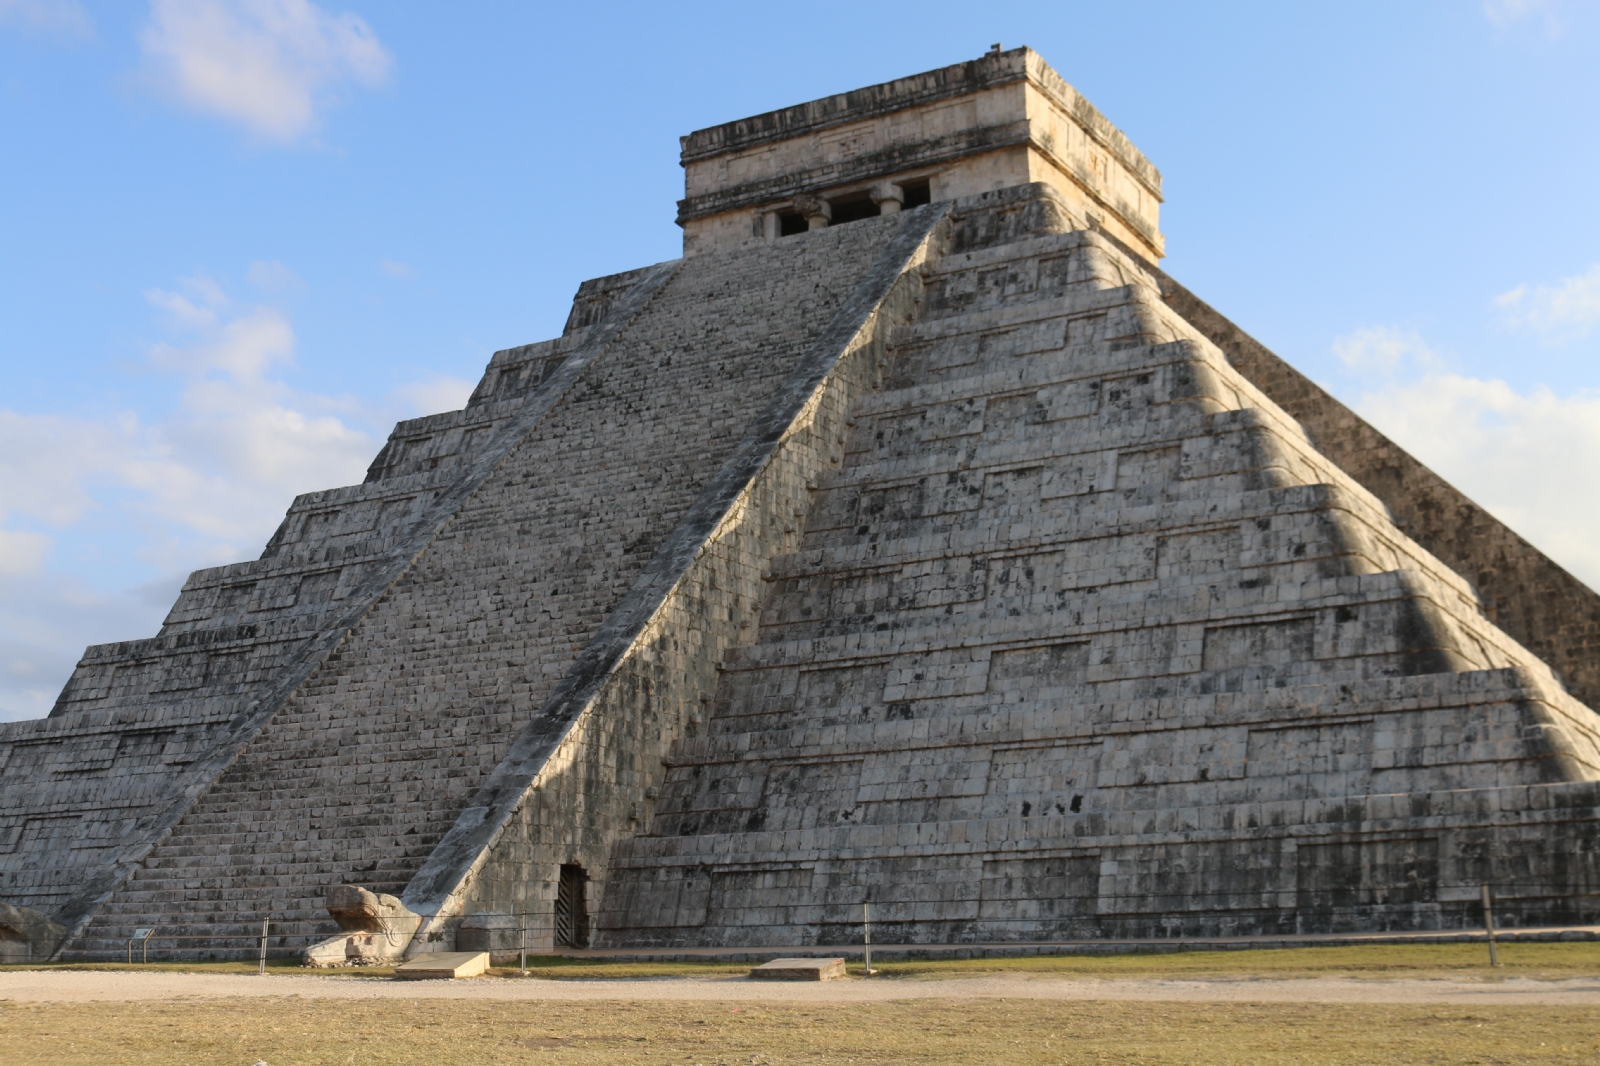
(395, 952, 490, 980)
(750, 957, 847, 981)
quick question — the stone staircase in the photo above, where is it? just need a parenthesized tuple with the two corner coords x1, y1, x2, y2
(60, 214, 912, 959)
(597, 223, 1600, 947)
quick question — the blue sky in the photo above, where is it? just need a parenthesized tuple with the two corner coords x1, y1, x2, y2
(2, 0, 1597, 720)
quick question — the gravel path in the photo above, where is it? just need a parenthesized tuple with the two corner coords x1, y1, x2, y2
(4, 970, 1600, 1005)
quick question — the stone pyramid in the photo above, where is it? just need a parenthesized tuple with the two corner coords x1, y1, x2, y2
(2, 48, 1597, 963)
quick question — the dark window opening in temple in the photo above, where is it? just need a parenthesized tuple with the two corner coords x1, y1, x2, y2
(827, 194, 880, 226)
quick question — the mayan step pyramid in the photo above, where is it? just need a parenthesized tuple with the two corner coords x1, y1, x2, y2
(3, 48, 1599, 963)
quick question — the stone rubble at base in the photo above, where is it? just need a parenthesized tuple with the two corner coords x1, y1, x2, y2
(2, 48, 1599, 966)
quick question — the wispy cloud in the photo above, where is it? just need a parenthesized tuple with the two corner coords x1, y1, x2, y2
(139, 0, 392, 144)
(0, 266, 484, 720)
(246, 258, 305, 291)
(0, 0, 93, 37)
(145, 277, 297, 380)
(3, 282, 373, 551)
(378, 258, 414, 279)
(390, 374, 474, 416)
(1494, 264, 1600, 343)
(1332, 325, 1444, 376)
(0, 270, 477, 719)
(0, 530, 51, 578)
(1334, 325, 1600, 588)
(1483, 0, 1562, 34)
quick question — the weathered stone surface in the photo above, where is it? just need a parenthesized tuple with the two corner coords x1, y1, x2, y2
(393, 951, 489, 979)
(455, 911, 522, 962)
(0, 901, 65, 962)
(2, 48, 1598, 961)
(596, 183, 1600, 946)
(302, 885, 420, 966)
(678, 47, 1163, 261)
(750, 957, 847, 980)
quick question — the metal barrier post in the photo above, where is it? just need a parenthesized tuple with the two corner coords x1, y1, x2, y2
(1482, 883, 1501, 967)
(863, 900, 874, 976)
(259, 919, 269, 975)
(520, 921, 527, 976)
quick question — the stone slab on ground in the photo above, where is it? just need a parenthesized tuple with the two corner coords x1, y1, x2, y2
(750, 957, 847, 981)
(394, 952, 489, 980)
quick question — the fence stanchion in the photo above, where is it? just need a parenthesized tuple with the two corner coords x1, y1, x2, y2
(863, 900, 874, 976)
(1481, 883, 1501, 968)
(258, 919, 269, 975)
(520, 921, 528, 976)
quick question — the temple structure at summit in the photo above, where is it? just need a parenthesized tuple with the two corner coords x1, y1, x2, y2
(3, 48, 1599, 964)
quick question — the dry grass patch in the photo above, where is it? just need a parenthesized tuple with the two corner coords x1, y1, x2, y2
(1, 997, 1597, 1065)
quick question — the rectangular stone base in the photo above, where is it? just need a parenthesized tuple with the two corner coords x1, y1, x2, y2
(395, 951, 490, 979)
(750, 957, 847, 981)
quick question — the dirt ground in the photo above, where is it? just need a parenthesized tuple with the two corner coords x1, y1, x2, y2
(3, 945, 1598, 1065)
(2, 995, 1597, 1066)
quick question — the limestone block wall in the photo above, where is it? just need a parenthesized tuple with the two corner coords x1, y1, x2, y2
(408, 204, 951, 952)
(598, 186, 1600, 947)
(0, 705, 228, 918)
(62, 209, 923, 959)
(679, 48, 1163, 261)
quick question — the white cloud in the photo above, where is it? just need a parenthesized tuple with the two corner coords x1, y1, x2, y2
(1483, 0, 1560, 31)
(246, 258, 305, 291)
(150, 301, 296, 380)
(0, 0, 92, 37)
(391, 374, 475, 416)
(135, 283, 373, 536)
(0, 410, 129, 527)
(3, 300, 370, 546)
(1332, 325, 1443, 376)
(139, 0, 393, 144)
(1494, 264, 1600, 342)
(0, 530, 51, 579)
(0, 271, 478, 718)
(0, 277, 381, 717)
(378, 258, 414, 279)
(1336, 326, 1600, 588)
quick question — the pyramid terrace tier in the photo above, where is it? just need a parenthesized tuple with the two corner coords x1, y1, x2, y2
(601, 772, 1600, 946)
